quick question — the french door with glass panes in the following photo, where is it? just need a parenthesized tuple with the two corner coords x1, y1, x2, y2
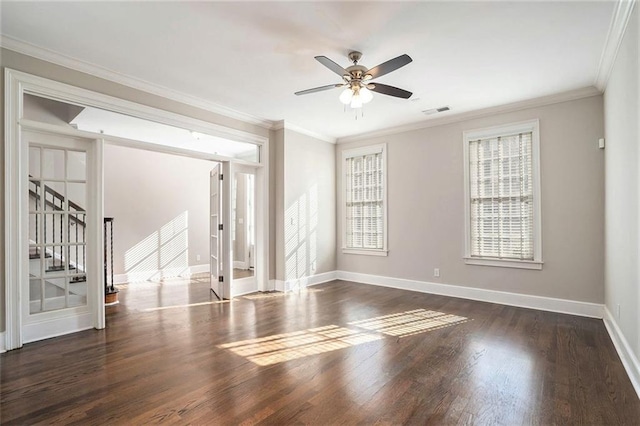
(210, 163, 223, 299)
(24, 129, 102, 343)
(210, 162, 232, 299)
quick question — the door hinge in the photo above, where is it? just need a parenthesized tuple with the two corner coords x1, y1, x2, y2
(218, 224, 223, 231)
(218, 275, 224, 282)
(219, 174, 224, 181)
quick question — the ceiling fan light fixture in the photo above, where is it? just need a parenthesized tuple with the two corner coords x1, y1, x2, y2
(360, 87, 373, 104)
(339, 88, 354, 104)
(350, 94, 363, 109)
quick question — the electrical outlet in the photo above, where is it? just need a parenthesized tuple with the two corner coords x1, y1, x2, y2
(434, 268, 440, 278)
(196, 254, 201, 262)
(617, 304, 621, 319)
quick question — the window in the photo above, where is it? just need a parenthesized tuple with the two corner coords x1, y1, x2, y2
(463, 120, 542, 270)
(342, 144, 387, 256)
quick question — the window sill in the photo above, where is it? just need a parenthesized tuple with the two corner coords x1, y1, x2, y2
(464, 257, 543, 270)
(343, 248, 388, 257)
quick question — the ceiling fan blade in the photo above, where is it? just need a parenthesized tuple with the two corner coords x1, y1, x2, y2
(370, 83, 412, 99)
(366, 54, 413, 79)
(315, 56, 349, 77)
(295, 84, 344, 96)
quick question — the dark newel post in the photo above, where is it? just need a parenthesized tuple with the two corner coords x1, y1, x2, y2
(104, 217, 118, 304)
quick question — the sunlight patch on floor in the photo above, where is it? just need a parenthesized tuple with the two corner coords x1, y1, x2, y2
(218, 325, 383, 366)
(117, 275, 209, 290)
(144, 299, 230, 312)
(348, 309, 468, 338)
(218, 309, 469, 366)
(242, 288, 324, 300)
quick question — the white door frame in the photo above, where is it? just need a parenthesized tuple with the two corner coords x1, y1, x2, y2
(4, 68, 270, 350)
(221, 162, 233, 298)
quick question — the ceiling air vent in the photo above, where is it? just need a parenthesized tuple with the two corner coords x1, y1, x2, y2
(422, 106, 450, 115)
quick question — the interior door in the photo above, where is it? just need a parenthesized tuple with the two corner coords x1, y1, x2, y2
(23, 129, 102, 343)
(209, 164, 223, 299)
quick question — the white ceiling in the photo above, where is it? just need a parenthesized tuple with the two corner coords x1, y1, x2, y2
(1, 1, 615, 139)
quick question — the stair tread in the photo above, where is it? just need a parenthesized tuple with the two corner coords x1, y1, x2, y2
(45, 265, 77, 272)
(29, 253, 52, 259)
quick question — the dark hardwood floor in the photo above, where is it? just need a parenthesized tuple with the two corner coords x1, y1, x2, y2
(2, 278, 639, 425)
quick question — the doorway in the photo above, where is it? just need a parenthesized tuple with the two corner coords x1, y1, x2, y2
(5, 69, 270, 350)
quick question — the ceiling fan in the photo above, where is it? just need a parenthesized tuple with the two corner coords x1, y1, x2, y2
(295, 51, 413, 109)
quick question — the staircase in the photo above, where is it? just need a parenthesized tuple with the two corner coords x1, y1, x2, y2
(29, 177, 87, 312)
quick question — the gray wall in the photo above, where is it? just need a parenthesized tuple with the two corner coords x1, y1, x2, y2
(23, 94, 84, 126)
(283, 129, 336, 281)
(1, 48, 271, 334)
(274, 129, 285, 281)
(269, 129, 279, 282)
(337, 95, 605, 303)
(273, 127, 336, 281)
(104, 144, 214, 279)
(604, 6, 639, 361)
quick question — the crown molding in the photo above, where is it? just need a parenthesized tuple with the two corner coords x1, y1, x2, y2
(337, 86, 602, 144)
(594, 0, 637, 91)
(0, 35, 275, 129)
(273, 120, 337, 144)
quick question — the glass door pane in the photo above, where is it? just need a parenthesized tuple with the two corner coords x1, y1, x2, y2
(28, 144, 88, 314)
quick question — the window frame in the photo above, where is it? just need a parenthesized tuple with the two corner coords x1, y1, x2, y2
(341, 143, 388, 256)
(462, 119, 543, 270)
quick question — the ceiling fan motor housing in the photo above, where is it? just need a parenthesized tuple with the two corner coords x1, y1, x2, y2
(346, 64, 368, 78)
(346, 52, 368, 81)
(348, 51, 363, 64)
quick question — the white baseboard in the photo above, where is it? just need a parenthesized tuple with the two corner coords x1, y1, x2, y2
(268, 279, 277, 292)
(189, 264, 210, 275)
(114, 263, 210, 284)
(233, 261, 248, 270)
(233, 277, 258, 297)
(336, 271, 604, 319)
(275, 271, 338, 292)
(603, 307, 640, 399)
(23, 313, 93, 344)
(0, 331, 6, 353)
(274, 280, 286, 292)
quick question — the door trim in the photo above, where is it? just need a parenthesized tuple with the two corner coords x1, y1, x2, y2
(221, 162, 233, 298)
(5, 66, 22, 350)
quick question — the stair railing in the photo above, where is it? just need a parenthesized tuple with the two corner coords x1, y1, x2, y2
(29, 177, 86, 279)
(29, 178, 117, 299)
(104, 217, 118, 303)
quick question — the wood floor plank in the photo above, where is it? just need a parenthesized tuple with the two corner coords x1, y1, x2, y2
(1, 278, 639, 425)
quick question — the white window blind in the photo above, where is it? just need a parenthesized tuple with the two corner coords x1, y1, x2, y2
(345, 149, 385, 250)
(468, 131, 534, 260)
